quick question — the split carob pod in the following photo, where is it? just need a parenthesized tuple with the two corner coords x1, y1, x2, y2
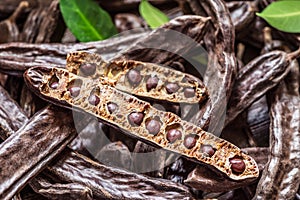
(225, 49, 300, 125)
(0, 105, 77, 200)
(0, 30, 146, 76)
(184, 147, 269, 192)
(254, 65, 300, 199)
(24, 66, 259, 181)
(66, 51, 207, 104)
(0, 85, 193, 199)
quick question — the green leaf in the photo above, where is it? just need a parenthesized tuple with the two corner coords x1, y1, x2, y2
(139, 0, 169, 29)
(256, 1, 300, 33)
(60, 0, 117, 42)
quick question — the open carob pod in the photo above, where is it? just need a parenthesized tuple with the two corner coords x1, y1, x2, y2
(24, 66, 259, 181)
(66, 51, 207, 104)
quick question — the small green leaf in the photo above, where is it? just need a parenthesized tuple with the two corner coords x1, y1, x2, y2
(139, 0, 169, 29)
(256, 1, 300, 33)
(60, 0, 117, 42)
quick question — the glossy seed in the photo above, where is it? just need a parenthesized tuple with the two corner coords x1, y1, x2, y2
(166, 129, 182, 143)
(127, 69, 142, 86)
(146, 119, 161, 135)
(69, 86, 80, 97)
(230, 157, 246, 173)
(184, 87, 195, 98)
(166, 83, 179, 94)
(88, 94, 100, 106)
(50, 82, 58, 89)
(80, 63, 96, 76)
(146, 76, 159, 91)
(200, 145, 215, 157)
(184, 135, 198, 149)
(128, 112, 144, 126)
(107, 102, 118, 114)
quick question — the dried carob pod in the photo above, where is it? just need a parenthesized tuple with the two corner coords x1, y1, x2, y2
(116, 15, 211, 70)
(254, 63, 300, 199)
(0, 1, 28, 43)
(0, 85, 95, 199)
(0, 106, 77, 200)
(24, 66, 259, 181)
(226, 49, 300, 125)
(226, 1, 257, 34)
(184, 147, 269, 192)
(46, 148, 194, 199)
(20, 0, 63, 43)
(29, 175, 93, 200)
(66, 51, 207, 104)
(186, 0, 237, 134)
(0, 30, 146, 76)
(0, 85, 28, 140)
(245, 28, 290, 147)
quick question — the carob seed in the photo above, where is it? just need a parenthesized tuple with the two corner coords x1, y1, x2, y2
(88, 94, 100, 106)
(166, 129, 182, 143)
(184, 87, 195, 98)
(166, 83, 179, 94)
(107, 102, 118, 114)
(128, 112, 144, 126)
(69, 86, 80, 97)
(230, 157, 246, 173)
(184, 135, 198, 149)
(146, 76, 159, 91)
(200, 145, 215, 157)
(80, 63, 97, 76)
(50, 82, 58, 89)
(127, 69, 142, 86)
(146, 119, 161, 135)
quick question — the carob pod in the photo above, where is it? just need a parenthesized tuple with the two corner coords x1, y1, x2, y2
(0, 85, 193, 199)
(46, 148, 194, 200)
(66, 51, 207, 104)
(226, 49, 300, 125)
(187, 0, 237, 134)
(245, 29, 289, 147)
(0, 105, 77, 200)
(115, 15, 211, 71)
(29, 175, 93, 200)
(184, 147, 269, 192)
(0, 1, 28, 43)
(254, 64, 300, 199)
(226, 1, 257, 34)
(0, 85, 28, 140)
(20, 0, 62, 43)
(24, 66, 259, 181)
(0, 85, 95, 199)
(0, 30, 147, 76)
